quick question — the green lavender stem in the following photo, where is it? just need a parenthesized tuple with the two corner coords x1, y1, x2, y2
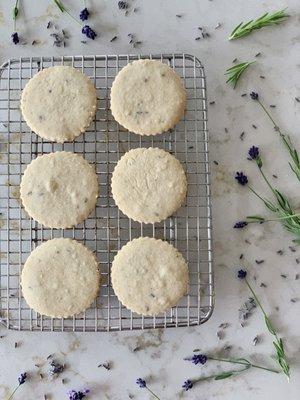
(190, 364, 251, 387)
(246, 213, 300, 224)
(6, 385, 20, 400)
(145, 386, 161, 400)
(13, 0, 19, 31)
(244, 278, 290, 380)
(255, 98, 300, 181)
(208, 356, 279, 373)
(53, 0, 82, 25)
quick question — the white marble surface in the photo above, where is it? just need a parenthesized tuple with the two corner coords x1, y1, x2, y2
(0, 0, 300, 399)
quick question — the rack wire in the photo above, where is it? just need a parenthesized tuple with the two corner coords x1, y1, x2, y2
(0, 54, 213, 332)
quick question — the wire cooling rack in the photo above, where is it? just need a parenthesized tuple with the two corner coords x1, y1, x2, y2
(0, 54, 213, 332)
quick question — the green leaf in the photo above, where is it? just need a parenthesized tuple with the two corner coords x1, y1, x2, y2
(256, 156, 263, 168)
(215, 372, 233, 380)
(265, 316, 276, 335)
(13, 6, 18, 19)
(273, 341, 284, 358)
(229, 9, 289, 40)
(246, 215, 265, 221)
(225, 61, 255, 89)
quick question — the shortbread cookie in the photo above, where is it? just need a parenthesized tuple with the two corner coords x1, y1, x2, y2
(111, 147, 187, 223)
(21, 66, 97, 142)
(21, 238, 100, 318)
(111, 237, 189, 315)
(110, 59, 186, 135)
(20, 152, 98, 228)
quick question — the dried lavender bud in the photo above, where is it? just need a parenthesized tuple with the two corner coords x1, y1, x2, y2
(248, 146, 259, 160)
(136, 378, 146, 388)
(98, 362, 110, 370)
(237, 269, 247, 279)
(290, 298, 298, 303)
(239, 297, 256, 323)
(255, 260, 265, 265)
(68, 389, 90, 400)
(250, 92, 259, 100)
(79, 8, 90, 21)
(216, 330, 224, 340)
(235, 172, 248, 186)
(18, 373, 27, 385)
(12, 32, 19, 44)
(184, 354, 207, 365)
(182, 380, 193, 391)
(252, 335, 260, 346)
(219, 322, 229, 329)
(234, 221, 248, 229)
(82, 25, 97, 40)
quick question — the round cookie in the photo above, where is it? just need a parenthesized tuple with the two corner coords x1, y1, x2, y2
(110, 59, 186, 135)
(20, 66, 97, 142)
(111, 237, 189, 315)
(21, 238, 100, 318)
(111, 147, 187, 223)
(20, 151, 98, 228)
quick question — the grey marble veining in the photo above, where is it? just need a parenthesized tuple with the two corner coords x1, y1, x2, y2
(0, 0, 300, 399)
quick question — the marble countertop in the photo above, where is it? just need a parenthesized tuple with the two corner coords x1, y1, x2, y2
(0, 0, 300, 399)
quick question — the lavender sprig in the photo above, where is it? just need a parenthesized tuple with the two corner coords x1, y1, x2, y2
(136, 379, 160, 400)
(6, 373, 27, 400)
(68, 388, 90, 400)
(238, 270, 290, 380)
(225, 61, 255, 88)
(235, 147, 300, 242)
(250, 92, 300, 181)
(52, 0, 97, 40)
(12, 0, 20, 44)
(185, 353, 279, 373)
(182, 364, 251, 391)
(229, 9, 289, 40)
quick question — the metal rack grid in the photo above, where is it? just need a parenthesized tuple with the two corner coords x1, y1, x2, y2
(0, 54, 213, 332)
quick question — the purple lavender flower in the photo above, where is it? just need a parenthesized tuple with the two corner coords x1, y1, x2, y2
(82, 25, 97, 40)
(136, 378, 146, 388)
(238, 269, 247, 279)
(186, 354, 207, 365)
(182, 380, 193, 391)
(235, 171, 248, 186)
(68, 389, 90, 400)
(250, 92, 259, 100)
(79, 8, 89, 21)
(18, 372, 27, 385)
(49, 360, 64, 375)
(248, 146, 259, 160)
(234, 221, 248, 229)
(12, 32, 19, 44)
